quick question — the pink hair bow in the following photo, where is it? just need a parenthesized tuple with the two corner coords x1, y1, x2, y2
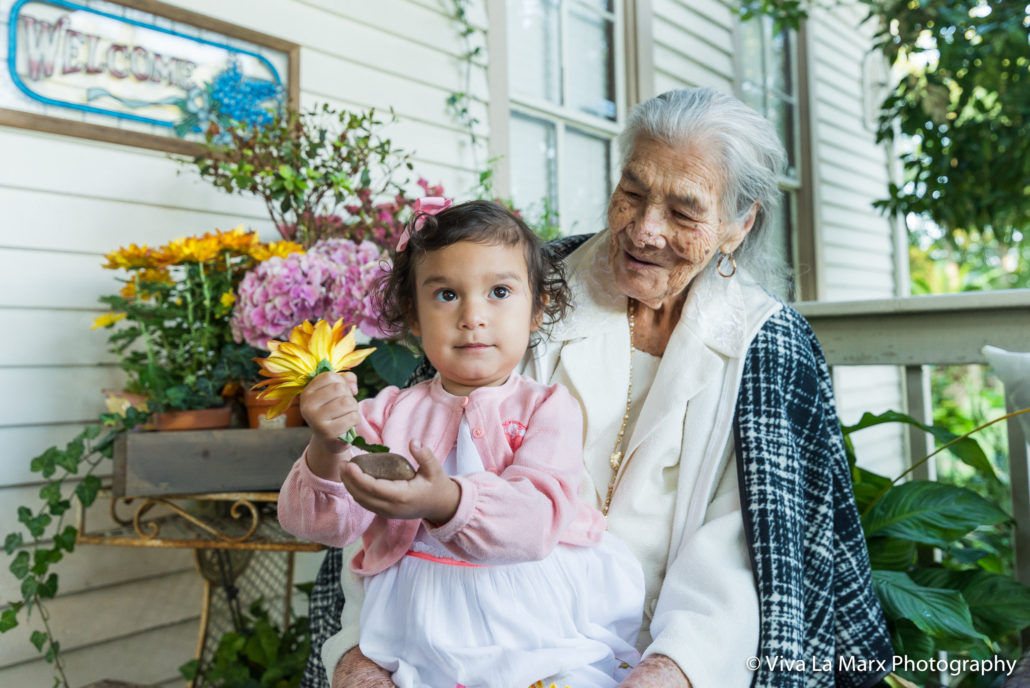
(396, 196, 453, 251)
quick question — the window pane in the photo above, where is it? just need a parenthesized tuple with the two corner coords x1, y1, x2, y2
(769, 97, 797, 176)
(561, 127, 611, 233)
(509, 112, 558, 221)
(575, 0, 614, 12)
(769, 28, 793, 97)
(738, 19, 765, 113)
(567, 7, 616, 120)
(758, 191, 795, 298)
(508, 0, 561, 104)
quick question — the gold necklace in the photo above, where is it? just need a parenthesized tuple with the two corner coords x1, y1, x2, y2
(602, 299, 635, 517)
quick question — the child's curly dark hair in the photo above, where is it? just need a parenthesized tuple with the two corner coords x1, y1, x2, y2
(373, 199, 571, 345)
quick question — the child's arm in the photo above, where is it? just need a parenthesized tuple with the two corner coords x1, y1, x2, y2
(276, 372, 388, 547)
(427, 384, 601, 563)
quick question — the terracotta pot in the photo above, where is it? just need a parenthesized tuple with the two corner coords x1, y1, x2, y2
(151, 406, 234, 431)
(242, 389, 303, 429)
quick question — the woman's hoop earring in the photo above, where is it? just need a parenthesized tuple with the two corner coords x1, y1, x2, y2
(717, 251, 737, 278)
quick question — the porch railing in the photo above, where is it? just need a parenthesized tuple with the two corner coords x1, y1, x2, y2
(795, 289, 1030, 586)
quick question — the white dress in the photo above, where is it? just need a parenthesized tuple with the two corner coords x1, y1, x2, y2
(358, 419, 645, 688)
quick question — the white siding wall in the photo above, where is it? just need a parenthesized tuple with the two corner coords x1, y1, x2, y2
(652, 0, 736, 94)
(807, 3, 905, 478)
(0, 0, 485, 684)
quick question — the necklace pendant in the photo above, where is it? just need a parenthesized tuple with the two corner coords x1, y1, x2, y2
(609, 450, 623, 471)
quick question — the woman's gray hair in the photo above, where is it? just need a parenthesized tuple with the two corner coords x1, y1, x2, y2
(617, 87, 791, 295)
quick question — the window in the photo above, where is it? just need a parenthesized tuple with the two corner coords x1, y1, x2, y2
(736, 15, 808, 298)
(504, 0, 625, 235)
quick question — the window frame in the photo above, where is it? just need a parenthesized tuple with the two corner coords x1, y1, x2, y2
(487, 0, 635, 235)
(732, 15, 819, 301)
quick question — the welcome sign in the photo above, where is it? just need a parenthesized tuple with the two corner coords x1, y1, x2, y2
(0, 0, 298, 153)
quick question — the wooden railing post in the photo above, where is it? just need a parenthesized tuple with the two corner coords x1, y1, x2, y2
(903, 364, 936, 482)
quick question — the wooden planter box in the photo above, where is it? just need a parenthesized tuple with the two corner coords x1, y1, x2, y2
(112, 428, 311, 497)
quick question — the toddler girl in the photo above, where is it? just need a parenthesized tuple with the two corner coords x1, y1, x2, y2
(278, 199, 643, 688)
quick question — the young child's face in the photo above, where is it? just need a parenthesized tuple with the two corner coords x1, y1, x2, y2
(410, 240, 540, 397)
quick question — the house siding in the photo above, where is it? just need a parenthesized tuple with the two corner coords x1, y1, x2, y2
(1, 0, 903, 683)
(0, 0, 486, 683)
(807, 2, 905, 478)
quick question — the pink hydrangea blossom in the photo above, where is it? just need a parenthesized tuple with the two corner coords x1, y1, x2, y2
(231, 238, 389, 350)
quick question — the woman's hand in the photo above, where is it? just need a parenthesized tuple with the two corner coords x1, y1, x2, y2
(300, 371, 360, 480)
(332, 646, 394, 688)
(618, 654, 692, 687)
(340, 439, 461, 524)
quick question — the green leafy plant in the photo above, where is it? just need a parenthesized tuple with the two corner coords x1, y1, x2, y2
(180, 593, 311, 688)
(739, 0, 1030, 251)
(95, 228, 298, 412)
(1, 406, 151, 687)
(846, 408, 1030, 686)
(189, 103, 412, 248)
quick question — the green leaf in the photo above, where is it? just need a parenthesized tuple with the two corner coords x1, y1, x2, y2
(54, 526, 77, 553)
(912, 568, 1030, 638)
(37, 573, 59, 600)
(4, 532, 23, 554)
(55, 441, 83, 473)
(865, 535, 916, 571)
(0, 607, 20, 632)
(75, 475, 102, 508)
(30, 630, 47, 651)
(10, 550, 30, 579)
(21, 576, 38, 599)
(862, 480, 1010, 547)
(179, 659, 199, 680)
(889, 619, 934, 683)
(17, 507, 51, 538)
(369, 340, 420, 388)
(842, 410, 996, 482)
(39, 482, 62, 505)
(348, 434, 389, 454)
(872, 569, 989, 646)
(31, 447, 60, 478)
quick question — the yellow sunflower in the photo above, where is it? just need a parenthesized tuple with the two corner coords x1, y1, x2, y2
(249, 240, 305, 262)
(91, 312, 127, 330)
(102, 243, 153, 270)
(253, 319, 375, 418)
(216, 224, 259, 251)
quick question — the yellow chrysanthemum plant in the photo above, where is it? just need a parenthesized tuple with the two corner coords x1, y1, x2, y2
(94, 226, 304, 412)
(253, 319, 388, 453)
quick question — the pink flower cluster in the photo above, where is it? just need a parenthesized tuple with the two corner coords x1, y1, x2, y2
(231, 238, 388, 350)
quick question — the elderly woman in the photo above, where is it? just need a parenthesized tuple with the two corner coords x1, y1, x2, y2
(303, 87, 893, 688)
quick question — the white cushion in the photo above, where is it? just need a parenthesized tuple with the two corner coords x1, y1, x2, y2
(982, 345, 1030, 443)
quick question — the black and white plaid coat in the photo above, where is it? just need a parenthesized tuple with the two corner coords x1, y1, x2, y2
(300, 236, 893, 688)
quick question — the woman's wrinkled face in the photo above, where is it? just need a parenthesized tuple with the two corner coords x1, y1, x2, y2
(607, 136, 755, 310)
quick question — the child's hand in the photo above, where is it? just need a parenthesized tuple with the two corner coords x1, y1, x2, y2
(341, 439, 461, 525)
(300, 371, 359, 479)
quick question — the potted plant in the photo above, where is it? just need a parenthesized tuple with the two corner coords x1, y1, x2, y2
(187, 102, 411, 248)
(94, 226, 304, 428)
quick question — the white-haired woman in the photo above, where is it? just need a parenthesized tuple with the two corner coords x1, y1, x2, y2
(304, 87, 892, 688)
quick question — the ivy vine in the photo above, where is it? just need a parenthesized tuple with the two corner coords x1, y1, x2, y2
(444, 0, 484, 168)
(1, 406, 150, 687)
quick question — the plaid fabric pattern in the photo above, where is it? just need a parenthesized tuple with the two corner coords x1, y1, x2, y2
(734, 305, 893, 688)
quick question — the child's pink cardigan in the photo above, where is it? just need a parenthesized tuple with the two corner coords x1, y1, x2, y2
(277, 373, 606, 576)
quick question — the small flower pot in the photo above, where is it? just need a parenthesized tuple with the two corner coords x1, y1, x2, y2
(242, 389, 303, 429)
(152, 406, 234, 431)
